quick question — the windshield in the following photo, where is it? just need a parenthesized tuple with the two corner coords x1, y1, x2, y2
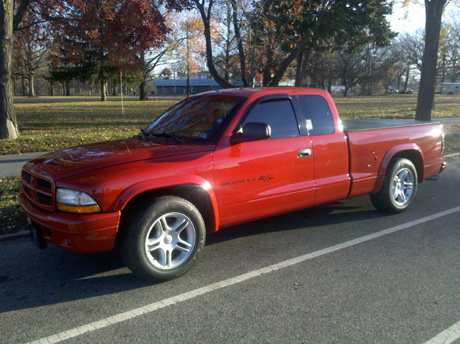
(145, 94, 246, 144)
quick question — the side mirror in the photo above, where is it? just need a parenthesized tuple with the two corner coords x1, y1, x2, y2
(230, 122, 271, 144)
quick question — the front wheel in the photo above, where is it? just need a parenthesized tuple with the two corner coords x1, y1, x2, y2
(121, 196, 206, 282)
(370, 158, 418, 214)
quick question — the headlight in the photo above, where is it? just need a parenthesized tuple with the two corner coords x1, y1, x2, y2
(56, 188, 101, 214)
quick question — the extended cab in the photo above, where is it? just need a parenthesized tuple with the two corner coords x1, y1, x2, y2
(19, 88, 446, 281)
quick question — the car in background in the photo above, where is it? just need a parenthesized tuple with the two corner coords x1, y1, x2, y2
(399, 88, 413, 94)
(388, 88, 399, 94)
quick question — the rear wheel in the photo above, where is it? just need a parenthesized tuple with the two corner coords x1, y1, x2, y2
(370, 158, 418, 214)
(121, 196, 206, 282)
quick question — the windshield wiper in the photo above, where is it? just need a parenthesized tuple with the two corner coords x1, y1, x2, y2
(149, 132, 186, 144)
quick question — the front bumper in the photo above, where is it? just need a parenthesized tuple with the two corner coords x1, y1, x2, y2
(19, 192, 121, 253)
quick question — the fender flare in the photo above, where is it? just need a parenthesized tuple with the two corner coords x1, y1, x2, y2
(372, 143, 424, 193)
(115, 175, 220, 232)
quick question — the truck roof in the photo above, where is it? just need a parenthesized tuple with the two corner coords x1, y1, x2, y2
(198, 87, 327, 98)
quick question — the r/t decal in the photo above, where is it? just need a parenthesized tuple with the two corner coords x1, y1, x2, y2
(219, 175, 275, 187)
(259, 174, 274, 183)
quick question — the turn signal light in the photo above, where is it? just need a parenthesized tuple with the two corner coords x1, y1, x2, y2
(57, 204, 101, 214)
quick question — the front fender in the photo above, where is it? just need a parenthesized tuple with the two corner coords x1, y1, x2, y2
(372, 143, 424, 193)
(115, 175, 220, 232)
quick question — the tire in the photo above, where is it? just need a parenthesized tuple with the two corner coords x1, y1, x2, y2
(121, 196, 206, 282)
(370, 158, 418, 214)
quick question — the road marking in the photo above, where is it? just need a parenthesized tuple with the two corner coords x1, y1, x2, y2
(27, 206, 460, 344)
(423, 320, 460, 344)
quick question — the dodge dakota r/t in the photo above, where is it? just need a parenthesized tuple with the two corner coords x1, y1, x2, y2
(19, 88, 446, 281)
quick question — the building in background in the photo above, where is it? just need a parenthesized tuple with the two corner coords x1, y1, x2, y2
(153, 77, 222, 95)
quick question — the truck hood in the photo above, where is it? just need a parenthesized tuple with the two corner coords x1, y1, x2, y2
(23, 139, 214, 181)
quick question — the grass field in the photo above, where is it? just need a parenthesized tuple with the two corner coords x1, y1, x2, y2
(0, 93, 459, 155)
(333, 93, 460, 119)
(1, 98, 179, 155)
(0, 93, 459, 235)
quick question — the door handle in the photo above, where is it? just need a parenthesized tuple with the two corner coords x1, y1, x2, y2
(297, 148, 312, 158)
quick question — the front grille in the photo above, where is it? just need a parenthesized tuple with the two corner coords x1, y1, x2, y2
(22, 171, 55, 211)
(37, 178, 52, 191)
(37, 193, 53, 204)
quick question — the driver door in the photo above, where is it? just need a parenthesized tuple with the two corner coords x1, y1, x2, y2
(213, 96, 316, 228)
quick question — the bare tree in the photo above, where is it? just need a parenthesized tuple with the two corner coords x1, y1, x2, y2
(13, 22, 48, 98)
(334, 47, 367, 97)
(445, 20, 460, 82)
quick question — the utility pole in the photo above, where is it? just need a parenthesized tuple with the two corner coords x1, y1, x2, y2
(186, 22, 190, 97)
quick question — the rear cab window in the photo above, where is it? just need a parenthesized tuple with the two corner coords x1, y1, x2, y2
(297, 95, 335, 136)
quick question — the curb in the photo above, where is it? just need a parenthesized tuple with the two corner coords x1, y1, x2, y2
(0, 230, 29, 242)
(444, 152, 460, 161)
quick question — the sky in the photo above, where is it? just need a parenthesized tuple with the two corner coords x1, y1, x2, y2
(388, 2, 460, 34)
(387, 2, 426, 33)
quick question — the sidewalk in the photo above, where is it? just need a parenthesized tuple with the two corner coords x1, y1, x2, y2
(0, 152, 47, 178)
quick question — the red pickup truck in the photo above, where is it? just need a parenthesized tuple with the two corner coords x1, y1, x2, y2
(19, 88, 446, 281)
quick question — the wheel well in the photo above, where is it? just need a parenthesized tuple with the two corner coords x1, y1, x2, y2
(119, 185, 215, 235)
(388, 150, 424, 182)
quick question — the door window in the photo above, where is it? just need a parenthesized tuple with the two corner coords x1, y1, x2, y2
(243, 99, 299, 139)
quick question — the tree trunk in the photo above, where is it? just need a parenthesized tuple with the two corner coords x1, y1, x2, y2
(415, 0, 446, 121)
(404, 68, 410, 89)
(0, 0, 19, 139)
(295, 51, 305, 87)
(343, 85, 349, 97)
(49, 80, 54, 96)
(100, 78, 106, 101)
(262, 36, 274, 87)
(139, 78, 149, 100)
(194, 0, 233, 89)
(65, 82, 70, 96)
(22, 76, 26, 96)
(230, 0, 248, 86)
(28, 75, 35, 97)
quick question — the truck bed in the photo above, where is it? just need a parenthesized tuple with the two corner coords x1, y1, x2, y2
(344, 119, 444, 199)
(343, 119, 438, 132)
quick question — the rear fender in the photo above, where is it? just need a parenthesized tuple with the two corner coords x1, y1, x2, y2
(372, 144, 424, 193)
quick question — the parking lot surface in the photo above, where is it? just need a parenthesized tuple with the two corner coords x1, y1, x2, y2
(1, 161, 459, 344)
